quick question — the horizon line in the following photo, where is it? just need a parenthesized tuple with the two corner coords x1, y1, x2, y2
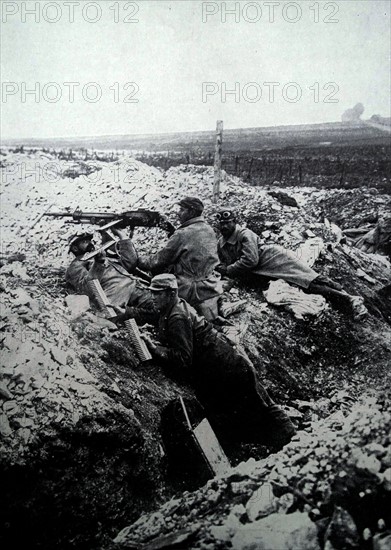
(3, 118, 388, 143)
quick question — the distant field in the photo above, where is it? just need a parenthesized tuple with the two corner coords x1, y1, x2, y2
(2, 120, 390, 192)
(2, 120, 390, 152)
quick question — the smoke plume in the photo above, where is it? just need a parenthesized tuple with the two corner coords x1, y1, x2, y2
(341, 103, 365, 122)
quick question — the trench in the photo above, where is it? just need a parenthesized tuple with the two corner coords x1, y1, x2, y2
(2, 272, 391, 550)
(1, 309, 385, 550)
(1, 154, 390, 549)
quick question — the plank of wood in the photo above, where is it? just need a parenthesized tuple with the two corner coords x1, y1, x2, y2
(193, 418, 231, 477)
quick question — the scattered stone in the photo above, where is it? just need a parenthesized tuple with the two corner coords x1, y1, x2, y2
(355, 451, 382, 474)
(373, 532, 391, 550)
(88, 314, 118, 330)
(364, 442, 386, 458)
(10, 288, 32, 306)
(3, 400, 19, 414)
(65, 294, 90, 318)
(0, 413, 12, 436)
(17, 427, 31, 444)
(210, 512, 241, 542)
(142, 528, 198, 549)
(13, 417, 35, 429)
(245, 483, 278, 521)
(324, 506, 360, 549)
(268, 191, 298, 208)
(0, 380, 13, 400)
(283, 405, 303, 419)
(292, 399, 317, 411)
(110, 381, 121, 394)
(2, 151, 391, 550)
(378, 519, 386, 530)
(382, 447, 391, 468)
(231, 511, 320, 550)
(0, 262, 30, 281)
(50, 346, 68, 366)
(356, 268, 377, 284)
(382, 468, 391, 490)
(363, 528, 372, 541)
(276, 492, 295, 513)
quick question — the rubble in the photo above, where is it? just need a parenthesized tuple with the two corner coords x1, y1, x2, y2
(354, 213, 391, 258)
(113, 394, 391, 549)
(0, 273, 132, 464)
(231, 511, 320, 550)
(65, 294, 90, 319)
(1, 147, 390, 549)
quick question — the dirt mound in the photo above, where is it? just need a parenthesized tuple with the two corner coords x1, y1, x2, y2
(1, 149, 391, 549)
(0, 261, 176, 548)
(113, 393, 391, 549)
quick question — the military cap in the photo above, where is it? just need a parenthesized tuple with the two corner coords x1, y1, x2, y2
(177, 196, 204, 213)
(68, 232, 93, 252)
(149, 274, 178, 292)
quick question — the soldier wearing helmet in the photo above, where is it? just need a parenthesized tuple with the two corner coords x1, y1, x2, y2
(66, 228, 154, 311)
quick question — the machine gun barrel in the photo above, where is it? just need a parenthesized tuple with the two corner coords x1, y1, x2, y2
(45, 211, 118, 222)
(44, 209, 175, 235)
(44, 212, 74, 217)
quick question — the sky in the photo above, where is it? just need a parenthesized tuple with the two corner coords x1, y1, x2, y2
(1, 0, 390, 138)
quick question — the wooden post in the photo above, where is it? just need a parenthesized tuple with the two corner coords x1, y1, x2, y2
(339, 163, 345, 185)
(213, 120, 223, 203)
(235, 155, 239, 175)
(247, 157, 254, 181)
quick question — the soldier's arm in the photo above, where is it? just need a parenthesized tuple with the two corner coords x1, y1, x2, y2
(66, 257, 106, 293)
(138, 232, 183, 273)
(217, 239, 226, 262)
(226, 230, 260, 276)
(115, 239, 138, 273)
(150, 313, 193, 377)
(114, 306, 159, 326)
(65, 259, 98, 292)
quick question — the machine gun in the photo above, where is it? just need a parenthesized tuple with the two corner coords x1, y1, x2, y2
(44, 208, 176, 236)
(45, 208, 175, 263)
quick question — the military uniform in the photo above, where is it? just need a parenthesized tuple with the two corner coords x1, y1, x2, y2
(66, 238, 154, 309)
(128, 292, 295, 449)
(138, 216, 222, 319)
(216, 213, 368, 319)
(218, 225, 318, 289)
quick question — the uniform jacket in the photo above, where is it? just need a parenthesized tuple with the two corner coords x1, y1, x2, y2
(126, 298, 215, 372)
(157, 298, 215, 371)
(66, 239, 152, 308)
(218, 225, 318, 289)
(138, 216, 222, 305)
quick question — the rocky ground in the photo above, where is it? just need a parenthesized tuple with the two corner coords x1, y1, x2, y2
(0, 148, 390, 549)
(113, 393, 391, 550)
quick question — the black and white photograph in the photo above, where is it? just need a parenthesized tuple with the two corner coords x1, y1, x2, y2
(1, 1, 390, 548)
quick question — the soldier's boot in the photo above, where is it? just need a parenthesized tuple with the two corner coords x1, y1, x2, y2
(263, 404, 296, 451)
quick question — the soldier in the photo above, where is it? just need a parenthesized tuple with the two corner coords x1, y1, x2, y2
(113, 274, 296, 451)
(137, 197, 222, 321)
(66, 230, 154, 310)
(215, 209, 368, 319)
